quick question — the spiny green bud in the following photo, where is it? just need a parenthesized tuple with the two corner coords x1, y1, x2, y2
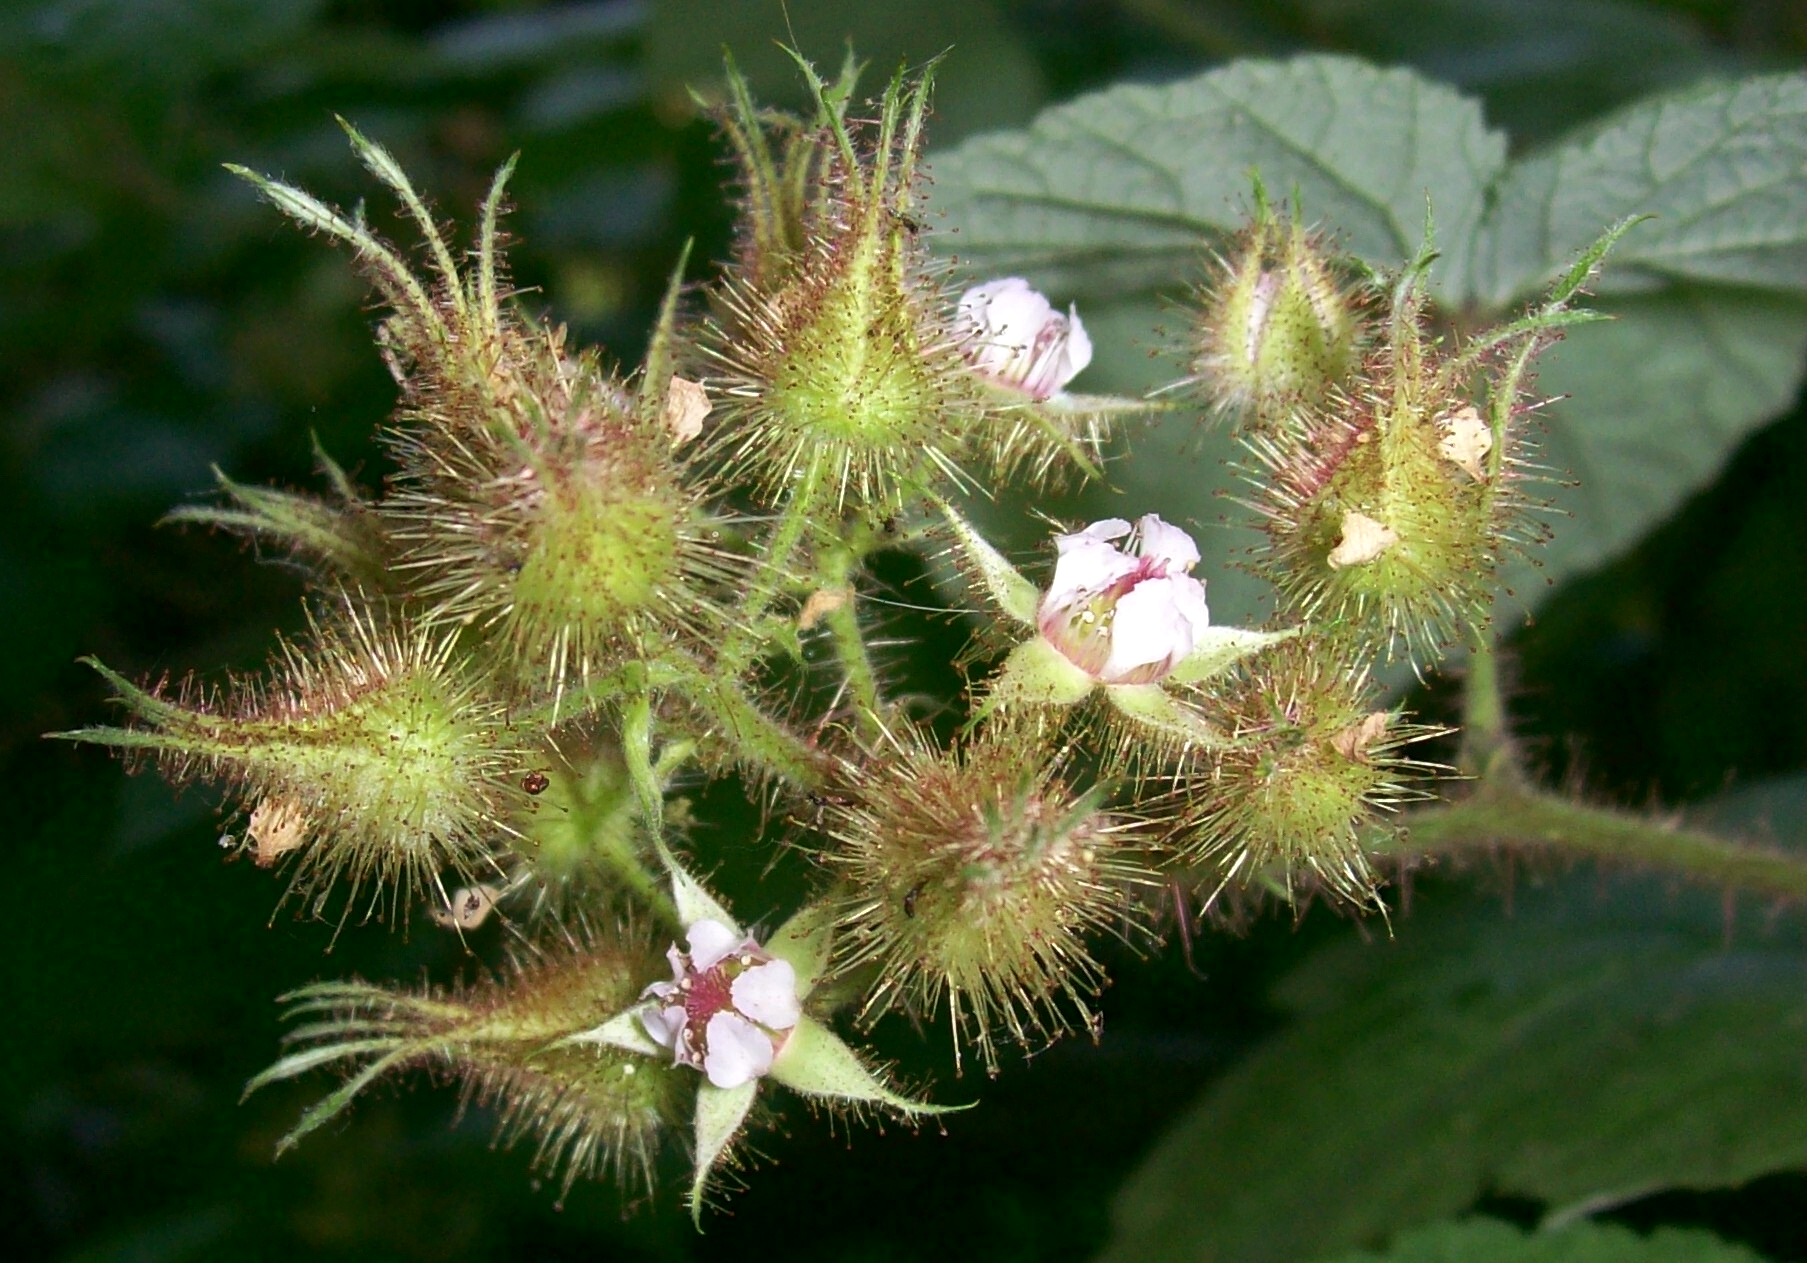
(703, 56, 977, 521)
(818, 720, 1153, 1074)
(1162, 638, 1437, 910)
(229, 126, 738, 695)
(1192, 198, 1362, 424)
(247, 924, 685, 1196)
(56, 603, 526, 917)
(1242, 265, 1542, 663)
(711, 50, 854, 292)
(383, 322, 737, 691)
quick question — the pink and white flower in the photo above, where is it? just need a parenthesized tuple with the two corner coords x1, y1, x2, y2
(641, 919, 802, 1089)
(956, 277, 1093, 401)
(1037, 515, 1211, 686)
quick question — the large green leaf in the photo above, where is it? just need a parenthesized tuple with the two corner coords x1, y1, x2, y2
(1504, 285, 1807, 605)
(1096, 870, 1807, 1263)
(1323, 1218, 1766, 1263)
(1469, 73, 1807, 308)
(928, 55, 1506, 300)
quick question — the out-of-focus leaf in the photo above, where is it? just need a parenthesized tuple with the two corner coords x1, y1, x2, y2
(645, 0, 1044, 143)
(1290, 0, 1720, 147)
(9, 0, 325, 84)
(427, 1, 643, 73)
(1323, 1217, 1766, 1263)
(1097, 867, 1807, 1263)
(1505, 286, 1807, 606)
(1469, 73, 1807, 305)
(928, 56, 1505, 300)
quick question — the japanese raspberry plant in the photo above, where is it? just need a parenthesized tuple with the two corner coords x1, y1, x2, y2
(53, 51, 1807, 1226)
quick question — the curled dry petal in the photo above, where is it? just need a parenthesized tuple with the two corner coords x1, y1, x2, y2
(1327, 511, 1400, 568)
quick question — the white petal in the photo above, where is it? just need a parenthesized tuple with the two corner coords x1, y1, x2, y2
(1045, 532, 1136, 609)
(1102, 577, 1195, 681)
(703, 1012, 775, 1088)
(685, 919, 742, 971)
(1062, 305, 1093, 382)
(640, 1003, 688, 1052)
(1135, 515, 1200, 572)
(1169, 572, 1211, 638)
(731, 959, 801, 1030)
(1076, 517, 1133, 542)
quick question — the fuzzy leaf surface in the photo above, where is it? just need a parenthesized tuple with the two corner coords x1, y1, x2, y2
(1097, 870, 1807, 1263)
(1322, 1218, 1767, 1263)
(928, 55, 1505, 300)
(1502, 285, 1807, 607)
(1470, 73, 1807, 306)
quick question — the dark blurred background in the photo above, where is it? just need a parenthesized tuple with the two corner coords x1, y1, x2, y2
(6, 2, 1807, 1260)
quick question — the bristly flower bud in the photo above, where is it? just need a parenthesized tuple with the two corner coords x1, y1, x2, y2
(702, 54, 978, 521)
(818, 719, 1153, 1074)
(1239, 252, 1544, 663)
(1160, 638, 1438, 910)
(246, 922, 685, 1197)
(1191, 192, 1362, 425)
(228, 125, 739, 697)
(56, 601, 526, 919)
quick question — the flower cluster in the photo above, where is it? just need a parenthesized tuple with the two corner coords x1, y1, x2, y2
(56, 46, 1608, 1226)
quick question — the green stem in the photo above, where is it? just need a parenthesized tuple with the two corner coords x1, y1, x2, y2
(651, 655, 826, 789)
(718, 466, 821, 680)
(1458, 635, 1520, 786)
(821, 545, 883, 738)
(618, 691, 683, 930)
(1387, 788, 1807, 904)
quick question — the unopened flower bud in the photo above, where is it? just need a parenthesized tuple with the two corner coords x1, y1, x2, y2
(702, 59, 980, 520)
(820, 723, 1152, 1072)
(1193, 208, 1361, 422)
(1242, 272, 1540, 663)
(59, 605, 525, 913)
(1164, 639, 1436, 909)
(247, 925, 685, 1195)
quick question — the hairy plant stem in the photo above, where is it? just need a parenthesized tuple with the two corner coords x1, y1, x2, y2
(717, 474, 819, 680)
(820, 542, 884, 738)
(1458, 635, 1521, 786)
(1388, 787, 1807, 904)
(618, 689, 684, 931)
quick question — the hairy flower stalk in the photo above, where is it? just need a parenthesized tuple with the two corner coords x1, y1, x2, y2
(818, 720, 1154, 1072)
(247, 923, 685, 1196)
(58, 602, 525, 918)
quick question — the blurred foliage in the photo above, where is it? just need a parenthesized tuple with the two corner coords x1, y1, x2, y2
(6, 1, 1807, 1260)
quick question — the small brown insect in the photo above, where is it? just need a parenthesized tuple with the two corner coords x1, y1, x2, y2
(521, 771, 550, 795)
(902, 883, 923, 918)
